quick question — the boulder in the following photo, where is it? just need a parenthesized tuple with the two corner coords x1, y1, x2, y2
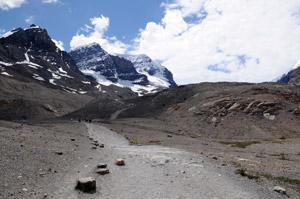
(116, 158, 125, 166)
(97, 163, 107, 168)
(95, 168, 109, 175)
(273, 186, 286, 195)
(75, 177, 96, 192)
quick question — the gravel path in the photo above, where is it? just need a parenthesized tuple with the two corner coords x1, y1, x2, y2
(51, 123, 283, 199)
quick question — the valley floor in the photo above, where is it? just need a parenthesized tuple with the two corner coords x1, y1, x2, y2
(0, 119, 298, 198)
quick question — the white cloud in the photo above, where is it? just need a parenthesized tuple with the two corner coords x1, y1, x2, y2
(0, 0, 26, 11)
(52, 39, 65, 51)
(25, 16, 34, 24)
(131, 0, 300, 84)
(70, 15, 128, 54)
(41, 0, 59, 4)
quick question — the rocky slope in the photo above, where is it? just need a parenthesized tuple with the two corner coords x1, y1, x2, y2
(69, 43, 177, 95)
(68, 82, 300, 140)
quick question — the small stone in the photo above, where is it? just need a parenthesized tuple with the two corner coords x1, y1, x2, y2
(55, 152, 63, 155)
(167, 134, 172, 138)
(274, 186, 286, 195)
(212, 117, 217, 122)
(92, 146, 97, 150)
(43, 194, 48, 198)
(71, 139, 75, 141)
(22, 188, 28, 192)
(95, 168, 109, 175)
(212, 157, 218, 160)
(97, 163, 107, 168)
(92, 142, 99, 146)
(75, 177, 96, 192)
(116, 158, 125, 166)
(99, 144, 104, 148)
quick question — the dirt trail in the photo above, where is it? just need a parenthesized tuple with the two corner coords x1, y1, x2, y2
(51, 123, 284, 199)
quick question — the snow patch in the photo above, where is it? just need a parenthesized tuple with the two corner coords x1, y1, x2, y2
(66, 87, 77, 92)
(24, 25, 40, 30)
(95, 84, 102, 91)
(0, 61, 13, 66)
(33, 74, 45, 81)
(52, 73, 61, 79)
(82, 81, 91, 84)
(49, 79, 56, 85)
(58, 67, 67, 74)
(0, 28, 19, 39)
(292, 60, 300, 70)
(59, 73, 73, 78)
(79, 91, 87, 94)
(16, 52, 43, 69)
(1, 72, 13, 77)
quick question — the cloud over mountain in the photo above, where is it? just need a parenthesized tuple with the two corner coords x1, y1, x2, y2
(131, 0, 300, 84)
(70, 15, 128, 54)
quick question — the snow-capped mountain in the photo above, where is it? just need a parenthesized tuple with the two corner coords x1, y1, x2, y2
(0, 24, 98, 95)
(69, 43, 177, 95)
(276, 60, 300, 83)
(118, 54, 177, 89)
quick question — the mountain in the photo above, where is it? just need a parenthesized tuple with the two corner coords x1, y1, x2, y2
(0, 24, 99, 95)
(276, 60, 300, 83)
(69, 43, 177, 95)
(0, 25, 136, 120)
(118, 54, 177, 88)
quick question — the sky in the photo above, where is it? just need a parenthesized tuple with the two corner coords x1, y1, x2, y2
(1, 0, 300, 85)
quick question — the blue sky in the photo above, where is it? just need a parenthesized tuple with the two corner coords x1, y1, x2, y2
(0, 0, 164, 51)
(1, 0, 300, 85)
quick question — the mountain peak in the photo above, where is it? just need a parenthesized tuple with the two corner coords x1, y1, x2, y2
(70, 44, 177, 95)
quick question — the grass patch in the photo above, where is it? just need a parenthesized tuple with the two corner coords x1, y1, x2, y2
(261, 173, 300, 185)
(148, 140, 162, 144)
(269, 153, 281, 156)
(236, 169, 300, 186)
(125, 137, 162, 145)
(220, 141, 261, 148)
(235, 168, 259, 180)
(279, 153, 290, 161)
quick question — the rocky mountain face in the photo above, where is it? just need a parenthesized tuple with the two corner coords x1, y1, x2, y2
(0, 24, 99, 95)
(69, 43, 177, 95)
(0, 25, 136, 120)
(277, 60, 300, 83)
